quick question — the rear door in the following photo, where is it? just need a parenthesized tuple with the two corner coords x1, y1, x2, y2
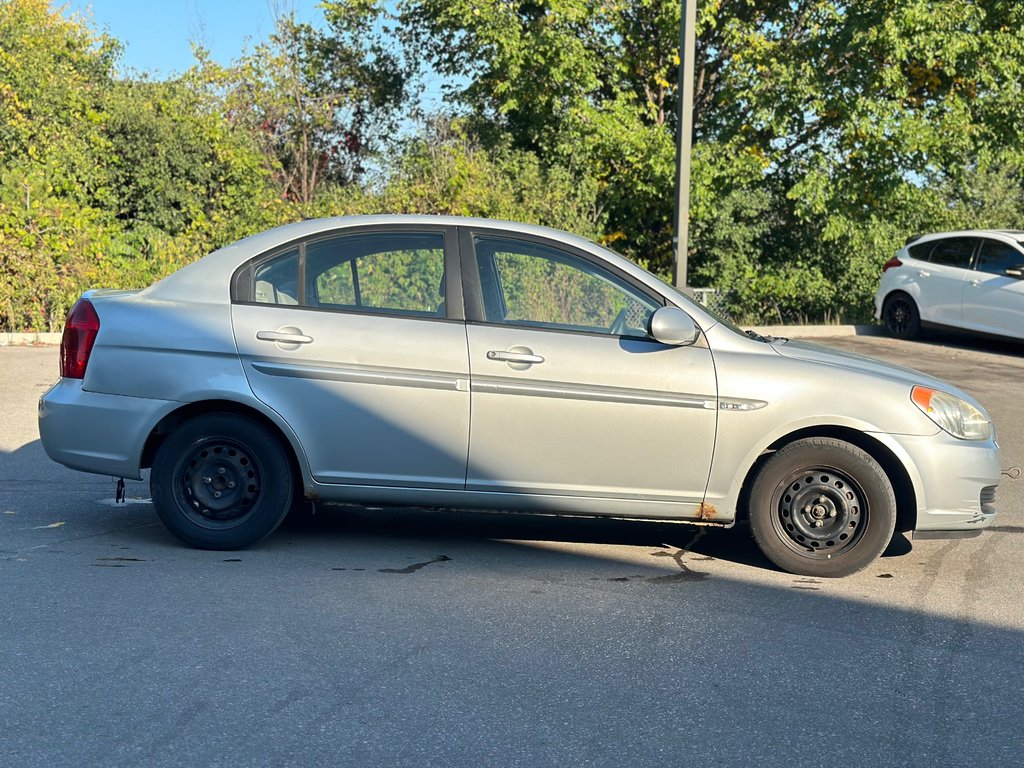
(916, 237, 976, 326)
(460, 230, 717, 514)
(961, 238, 1024, 340)
(231, 225, 471, 489)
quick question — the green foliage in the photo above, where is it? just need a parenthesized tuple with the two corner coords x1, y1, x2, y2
(332, 119, 606, 240)
(3, 0, 1024, 330)
(0, 0, 285, 330)
(202, 2, 409, 211)
(405, 0, 1024, 322)
(401, 0, 682, 268)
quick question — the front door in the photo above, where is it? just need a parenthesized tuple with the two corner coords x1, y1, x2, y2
(961, 238, 1024, 340)
(462, 232, 717, 515)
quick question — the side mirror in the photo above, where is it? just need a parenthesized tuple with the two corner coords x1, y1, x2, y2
(648, 306, 699, 346)
(1004, 266, 1024, 279)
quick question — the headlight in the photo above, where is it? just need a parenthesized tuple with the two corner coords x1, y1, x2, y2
(911, 386, 991, 441)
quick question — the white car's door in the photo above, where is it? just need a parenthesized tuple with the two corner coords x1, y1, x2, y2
(961, 238, 1024, 340)
(915, 237, 976, 327)
(231, 226, 471, 489)
(461, 232, 717, 516)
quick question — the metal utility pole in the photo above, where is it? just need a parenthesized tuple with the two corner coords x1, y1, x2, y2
(673, 0, 697, 291)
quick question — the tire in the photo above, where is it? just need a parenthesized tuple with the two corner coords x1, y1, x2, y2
(748, 438, 896, 577)
(882, 293, 920, 339)
(151, 413, 293, 550)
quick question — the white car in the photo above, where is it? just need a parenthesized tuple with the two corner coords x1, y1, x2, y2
(875, 229, 1024, 340)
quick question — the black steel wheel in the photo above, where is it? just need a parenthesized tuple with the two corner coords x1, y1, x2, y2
(882, 293, 920, 339)
(748, 438, 896, 577)
(151, 413, 293, 549)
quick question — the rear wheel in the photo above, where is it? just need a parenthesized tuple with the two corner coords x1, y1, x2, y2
(882, 293, 920, 339)
(151, 413, 293, 549)
(748, 438, 896, 577)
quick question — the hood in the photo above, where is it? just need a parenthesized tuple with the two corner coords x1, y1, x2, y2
(769, 338, 960, 394)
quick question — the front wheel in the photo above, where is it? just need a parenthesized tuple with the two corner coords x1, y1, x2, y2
(748, 438, 896, 577)
(151, 413, 293, 549)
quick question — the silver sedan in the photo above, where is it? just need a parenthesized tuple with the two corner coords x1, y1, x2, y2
(39, 216, 1002, 577)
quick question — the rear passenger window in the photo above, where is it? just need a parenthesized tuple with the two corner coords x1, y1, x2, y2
(975, 240, 1024, 276)
(306, 232, 445, 315)
(928, 238, 975, 268)
(246, 231, 447, 317)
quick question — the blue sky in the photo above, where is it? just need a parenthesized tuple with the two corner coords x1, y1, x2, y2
(64, 0, 325, 77)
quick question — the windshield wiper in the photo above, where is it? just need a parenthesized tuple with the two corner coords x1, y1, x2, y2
(745, 329, 789, 344)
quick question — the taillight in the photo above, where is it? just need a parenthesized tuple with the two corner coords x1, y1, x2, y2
(882, 257, 903, 272)
(60, 298, 100, 379)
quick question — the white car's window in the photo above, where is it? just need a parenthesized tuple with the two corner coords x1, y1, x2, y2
(474, 236, 658, 337)
(975, 240, 1024, 276)
(906, 242, 932, 260)
(928, 238, 975, 268)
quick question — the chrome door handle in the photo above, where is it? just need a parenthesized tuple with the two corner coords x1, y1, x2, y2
(917, 270, 931, 278)
(486, 350, 544, 364)
(970, 280, 982, 287)
(256, 330, 313, 344)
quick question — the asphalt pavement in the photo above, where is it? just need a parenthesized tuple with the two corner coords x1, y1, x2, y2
(2, 335, 1023, 767)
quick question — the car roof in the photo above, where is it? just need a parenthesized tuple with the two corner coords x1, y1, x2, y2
(141, 215, 691, 317)
(905, 229, 1024, 247)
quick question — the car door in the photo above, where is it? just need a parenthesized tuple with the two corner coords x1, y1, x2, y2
(231, 226, 471, 489)
(460, 230, 717, 515)
(916, 237, 976, 326)
(961, 238, 1024, 340)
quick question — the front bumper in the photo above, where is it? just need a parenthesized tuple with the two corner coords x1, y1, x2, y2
(888, 430, 1001, 534)
(38, 378, 179, 480)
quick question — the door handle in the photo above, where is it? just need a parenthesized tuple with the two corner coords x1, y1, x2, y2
(917, 270, 931, 278)
(256, 330, 313, 344)
(487, 350, 544, 364)
(969, 280, 982, 287)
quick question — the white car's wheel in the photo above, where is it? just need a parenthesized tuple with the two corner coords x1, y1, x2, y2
(882, 293, 921, 339)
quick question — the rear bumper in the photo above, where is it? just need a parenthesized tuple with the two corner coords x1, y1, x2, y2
(38, 378, 178, 480)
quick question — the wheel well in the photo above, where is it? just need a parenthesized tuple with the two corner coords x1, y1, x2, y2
(736, 426, 917, 533)
(883, 289, 916, 310)
(141, 401, 304, 498)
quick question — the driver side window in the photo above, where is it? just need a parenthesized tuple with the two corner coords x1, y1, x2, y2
(474, 236, 659, 337)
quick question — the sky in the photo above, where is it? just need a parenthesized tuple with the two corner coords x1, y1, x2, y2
(64, 0, 326, 77)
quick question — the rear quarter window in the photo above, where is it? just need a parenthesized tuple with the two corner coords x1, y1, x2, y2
(906, 242, 932, 260)
(927, 238, 976, 268)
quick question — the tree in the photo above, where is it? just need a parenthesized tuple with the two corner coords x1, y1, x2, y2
(403, 0, 1024, 320)
(0, 0, 283, 331)
(206, 1, 409, 210)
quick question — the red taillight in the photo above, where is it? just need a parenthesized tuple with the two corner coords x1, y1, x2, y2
(882, 257, 903, 272)
(60, 298, 100, 379)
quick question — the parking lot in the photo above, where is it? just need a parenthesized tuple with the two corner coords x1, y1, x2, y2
(2, 334, 1023, 767)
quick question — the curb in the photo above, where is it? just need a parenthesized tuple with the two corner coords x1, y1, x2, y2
(748, 324, 883, 339)
(0, 332, 63, 346)
(1, 325, 884, 347)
